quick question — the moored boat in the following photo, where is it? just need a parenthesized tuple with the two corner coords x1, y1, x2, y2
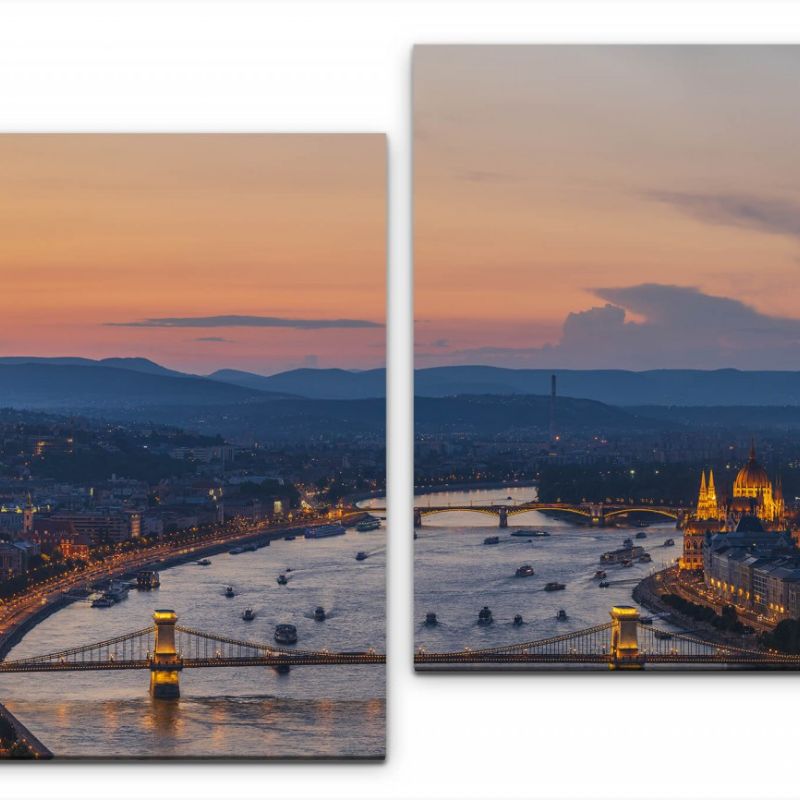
(304, 523, 346, 539)
(483, 536, 500, 545)
(136, 570, 160, 590)
(544, 581, 566, 592)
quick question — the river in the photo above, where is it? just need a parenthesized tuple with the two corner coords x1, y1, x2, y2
(0, 527, 385, 758)
(366, 485, 684, 658)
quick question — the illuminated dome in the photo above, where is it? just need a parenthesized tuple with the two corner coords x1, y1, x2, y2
(733, 443, 772, 495)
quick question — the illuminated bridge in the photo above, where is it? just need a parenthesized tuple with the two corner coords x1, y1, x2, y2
(0, 610, 384, 698)
(415, 606, 800, 669)
(411, 502, 684, 528)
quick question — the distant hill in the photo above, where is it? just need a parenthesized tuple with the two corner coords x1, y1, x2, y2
(414, 366, 800, 407)
(0, 363, 274, 410)
(414, 394, 661, 435)
(208, 367, 386, 399)
(0, 356, 189, 379)
(209, 364, 800, 405)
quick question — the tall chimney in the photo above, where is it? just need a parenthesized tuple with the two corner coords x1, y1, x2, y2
(549, 373, 557, 443)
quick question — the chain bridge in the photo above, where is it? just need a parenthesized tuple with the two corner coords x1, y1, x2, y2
(415, 606, 800, 669)
(0, 610, 385, 698)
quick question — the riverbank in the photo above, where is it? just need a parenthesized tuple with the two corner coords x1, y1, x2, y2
(0, 511, 370, 662)
(413, 480, 538, 498)
(633, 567, 764, 648)
(0, 702, 52, 759)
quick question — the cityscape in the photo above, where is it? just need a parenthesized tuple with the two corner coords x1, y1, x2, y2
(0, 134, 386, 759)
(412, 45, 800, 670)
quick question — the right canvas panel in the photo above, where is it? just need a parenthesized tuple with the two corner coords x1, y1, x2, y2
(413, 45, 800, 671)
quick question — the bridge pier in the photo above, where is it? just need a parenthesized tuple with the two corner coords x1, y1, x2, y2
(413, 508, 422, 528)
(589, 503, 605, 526)
(149, 609, 183, 699)
(498, 507, 508, 528)
(609, 606, 643, 670)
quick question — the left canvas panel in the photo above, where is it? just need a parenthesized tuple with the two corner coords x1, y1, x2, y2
(0, 134, 386, 759)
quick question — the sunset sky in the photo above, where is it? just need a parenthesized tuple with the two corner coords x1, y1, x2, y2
(414, 46, 800, 370)
(0, 134, 385, 374)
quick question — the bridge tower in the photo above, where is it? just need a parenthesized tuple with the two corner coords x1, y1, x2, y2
(609, 606, 643, 670)
(149, 609, 183, 699)
(498, 507, 508, 528)
(413, 508, 422, 528)
(589, 503, 605, 526)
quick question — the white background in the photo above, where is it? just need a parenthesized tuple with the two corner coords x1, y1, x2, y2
(2, 2, 800, 798)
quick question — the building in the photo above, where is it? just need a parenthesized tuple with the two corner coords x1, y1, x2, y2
(703, 516, 800, 621)
(45, 510, 139, 545)
(0, 542, 24, 580)
(680, 442, 786, 572)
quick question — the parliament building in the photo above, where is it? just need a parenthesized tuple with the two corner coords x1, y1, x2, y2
(680, 442, 786, 571)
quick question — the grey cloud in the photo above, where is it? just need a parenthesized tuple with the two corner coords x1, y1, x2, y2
(194, 336, 232, 343)
(647, 191, 800, 241)
(434, 284, 800, 370)
(106, 315, 382, 330)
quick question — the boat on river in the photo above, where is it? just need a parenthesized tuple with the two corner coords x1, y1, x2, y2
(515, 564, 535, 577)
(274, 624, 298, 645)
(601, 545, 645, 564)
(241, 608, 255, 621)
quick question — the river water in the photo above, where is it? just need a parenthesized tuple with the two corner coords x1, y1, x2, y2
(368, 486, 683, 659)
(0, 527, 385, 758)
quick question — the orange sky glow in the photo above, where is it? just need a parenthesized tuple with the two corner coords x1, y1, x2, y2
(414, 46, 800, 370)
(0, 134, 385, 374)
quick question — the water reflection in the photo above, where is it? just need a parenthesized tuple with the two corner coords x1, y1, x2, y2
(411, 486, 684, 657)
(0, 529, 385, 758)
